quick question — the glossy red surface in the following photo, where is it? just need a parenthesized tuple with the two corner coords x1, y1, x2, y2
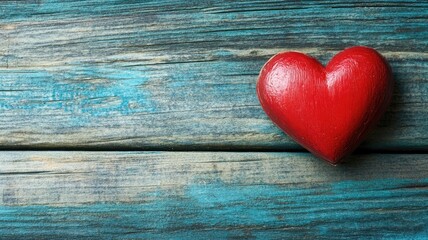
(257, 46, 394, 164)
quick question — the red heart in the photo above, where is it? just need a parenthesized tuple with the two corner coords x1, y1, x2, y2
(257, 46, 394, 164)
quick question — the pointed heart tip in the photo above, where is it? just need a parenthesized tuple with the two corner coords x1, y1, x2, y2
(312, 151, 348, 165)
(324, 157, 342, 166)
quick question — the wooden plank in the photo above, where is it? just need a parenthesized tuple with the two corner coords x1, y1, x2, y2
(0, 151, 427, 238)
(0, 0, 426, 150)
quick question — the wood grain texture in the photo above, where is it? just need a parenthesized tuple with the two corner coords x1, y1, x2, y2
(0, 0, 426, 150)
(0, 151, 427, 239)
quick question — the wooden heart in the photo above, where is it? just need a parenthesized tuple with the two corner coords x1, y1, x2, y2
(257, 46, 394, 164)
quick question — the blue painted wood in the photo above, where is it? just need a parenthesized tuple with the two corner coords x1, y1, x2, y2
(0, 151, 427, 239)
(0, 1, 427, 238)
(0, 0, 426, 150)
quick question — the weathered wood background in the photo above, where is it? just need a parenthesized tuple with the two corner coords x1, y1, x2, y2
(0, 0, 427, 239)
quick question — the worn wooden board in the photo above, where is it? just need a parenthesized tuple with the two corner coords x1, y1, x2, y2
(0, 0, 426, 150)
(1, 1, 427, 238)
(0, 151, 427, 239)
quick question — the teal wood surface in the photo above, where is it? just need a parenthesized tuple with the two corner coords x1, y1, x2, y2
(0, 0, 426, 150)
(0, 0, 427, 239)
(0, 151, 427, 239)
